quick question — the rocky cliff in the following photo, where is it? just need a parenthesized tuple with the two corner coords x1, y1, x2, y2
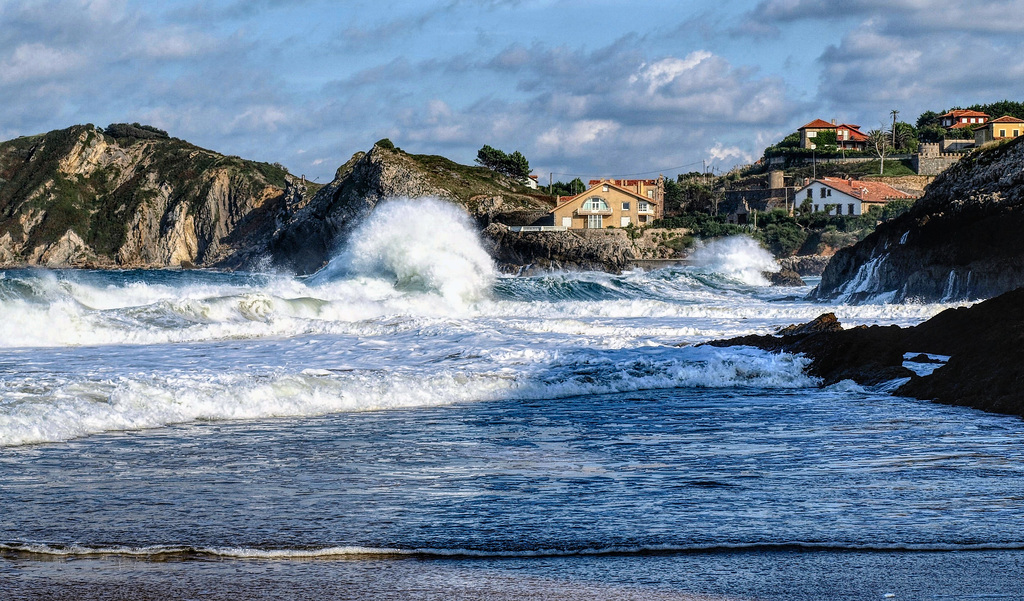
(814, 137, 1024, 302)
(0, 128, 552, 272)
(262, 141, 552, 274)
(0, 124, 310, 268)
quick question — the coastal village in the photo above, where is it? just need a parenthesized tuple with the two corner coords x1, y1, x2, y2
(518, 106, 1024, 233)
(486, 103, 1024, 276)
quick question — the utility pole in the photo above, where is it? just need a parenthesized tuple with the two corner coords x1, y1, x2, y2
(549, 172, 553, 196)
(891, 109, 900, 149)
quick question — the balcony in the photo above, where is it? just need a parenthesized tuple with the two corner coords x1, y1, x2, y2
(577, 208, 612, 216)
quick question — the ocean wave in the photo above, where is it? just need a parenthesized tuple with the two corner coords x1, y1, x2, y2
(6, 540, 1024, 561)
(0, 346, 815, 446)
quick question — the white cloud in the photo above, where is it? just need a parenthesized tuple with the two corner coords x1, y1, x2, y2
(536, 119, 621, 156)
(630, 51, 713, 95)
(0, 43, 85, 84)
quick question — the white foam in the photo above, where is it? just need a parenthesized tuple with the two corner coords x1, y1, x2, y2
(0, 345, 816, 446)
(312, 197, 495, 304)
(688, 235, 779, 286)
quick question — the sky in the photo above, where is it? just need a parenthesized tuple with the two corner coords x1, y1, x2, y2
(3, 0, 1024, 184)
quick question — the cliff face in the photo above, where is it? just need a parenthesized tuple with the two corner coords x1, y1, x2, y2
(815, 137, 1024, 302)
(263, 144, 553, 273)
(0, 129, 551, 273)
(0, 125, 307, 268)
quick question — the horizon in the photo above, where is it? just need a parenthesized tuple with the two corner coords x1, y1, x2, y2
(3, 0, 1023, 183)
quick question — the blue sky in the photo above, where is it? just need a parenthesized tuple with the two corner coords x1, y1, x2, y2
(3, 0, 1024, 183)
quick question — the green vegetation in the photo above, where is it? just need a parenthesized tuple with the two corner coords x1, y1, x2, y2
(0, 124, 303, 263)
(475, 144, 531, 180)
(104, 122, 170, 140)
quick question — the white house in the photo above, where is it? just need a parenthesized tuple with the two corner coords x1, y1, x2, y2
(795, 177, 915, 216)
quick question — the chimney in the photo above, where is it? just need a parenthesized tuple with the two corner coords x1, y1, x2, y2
(831, 119, 836, 125)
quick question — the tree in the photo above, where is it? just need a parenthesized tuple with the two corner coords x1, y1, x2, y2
(868, 129, 893, 175)
(892, 122, 918, 153)
(504, 150, 531, 180)
(476, 145, 531, 180)
(476, 145, 507, 171)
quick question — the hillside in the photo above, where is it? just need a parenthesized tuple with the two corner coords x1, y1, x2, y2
(0, 129, 551, 272)
(261, 140, 554, 273)
(0, 124, 314, 268)
(814, 136, 1024, 302)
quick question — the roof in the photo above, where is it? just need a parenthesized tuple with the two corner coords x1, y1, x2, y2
(799, 119, 835, 130)
(587, 178, 659, 187)
(988, 115, 1024, 124)
(939, 109, 990, 119)
(836, 123, 868, 141)
(800, 177, 916, 204)
(552, 180, 658, 214)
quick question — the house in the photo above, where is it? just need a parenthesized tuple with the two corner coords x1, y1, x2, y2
(797, 119, 869, 151)
(795, 177, 916, 216)
(939, 109, 990, 131)
(551, 178, 663, 229)
(524, 174, 540, 190)
(973, 115, 1024, 145)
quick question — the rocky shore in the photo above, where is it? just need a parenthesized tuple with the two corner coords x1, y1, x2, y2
(707, 287, 1024, 417)
(815, 136, 1024, 302)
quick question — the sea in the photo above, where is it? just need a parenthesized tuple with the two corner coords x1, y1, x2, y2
(2, 199, 1023, 600)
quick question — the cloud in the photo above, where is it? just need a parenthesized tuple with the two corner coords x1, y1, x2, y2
(0, 43, 86, 84)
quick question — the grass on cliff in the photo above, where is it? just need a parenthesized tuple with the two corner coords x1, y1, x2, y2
(399, 149, 546, 210)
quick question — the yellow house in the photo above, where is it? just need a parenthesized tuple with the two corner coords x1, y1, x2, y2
(551, 178, 663, 229)
(974, 115, 1024, 145)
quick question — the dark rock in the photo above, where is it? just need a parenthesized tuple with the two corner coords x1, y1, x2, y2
(775, 312, 842, 336)
(764, 268, 805, 287)
(707, 287, 1024, 416)
(814, 136, 1024, 303)
(482, 223, 636, 273)
(778, 254, 830, 276)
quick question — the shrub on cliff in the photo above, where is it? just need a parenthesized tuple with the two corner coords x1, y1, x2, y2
(104, 123, 169, 140)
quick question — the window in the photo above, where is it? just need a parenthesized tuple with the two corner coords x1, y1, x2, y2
(827, 189, 832, 197)
(1000, 129, 1007, 137)
(806, 190, 813, 200)
(1015, 130, 1020, 137)
(582, 197, 609, 212)
(836, 204, 842, 215)
(962, 117, 968, 123)
(820, 188, 826, 198)
(647, 190, 654, 198)
(602, 184, 609, 192)
(620, 217, 631, 227)
(638, 201, 650, 213)
(808, 131, 817, 138)
(587, 214, 603, 228)
(848, 203, 855, 215)
(621, 202, 630, 211)
(814, 204, 819, 212)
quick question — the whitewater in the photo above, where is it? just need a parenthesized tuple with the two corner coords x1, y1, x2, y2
(3, 198, 1023, 600)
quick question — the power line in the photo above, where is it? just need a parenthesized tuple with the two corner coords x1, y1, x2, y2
(550, 160, 705, 179)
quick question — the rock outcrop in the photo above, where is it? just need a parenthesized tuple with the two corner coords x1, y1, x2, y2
(814, 137, 1024, 302)
(708, 287, 1024, 417)
(0, 124, 304, 269)
(0, 128, 551, 273)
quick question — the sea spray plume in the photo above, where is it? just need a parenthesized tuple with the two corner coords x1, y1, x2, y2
(311, 197, 496, 303)
(689, 236, 779, 286)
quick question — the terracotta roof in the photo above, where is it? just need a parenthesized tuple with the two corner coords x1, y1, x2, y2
(988, 115, 1024, 124)
(588, 178, 659, 187)
(807, 177, 916, 203)
(799, 119, 835, 130)
(836, 124, 868, 141)
(939, 109, 990, 118)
